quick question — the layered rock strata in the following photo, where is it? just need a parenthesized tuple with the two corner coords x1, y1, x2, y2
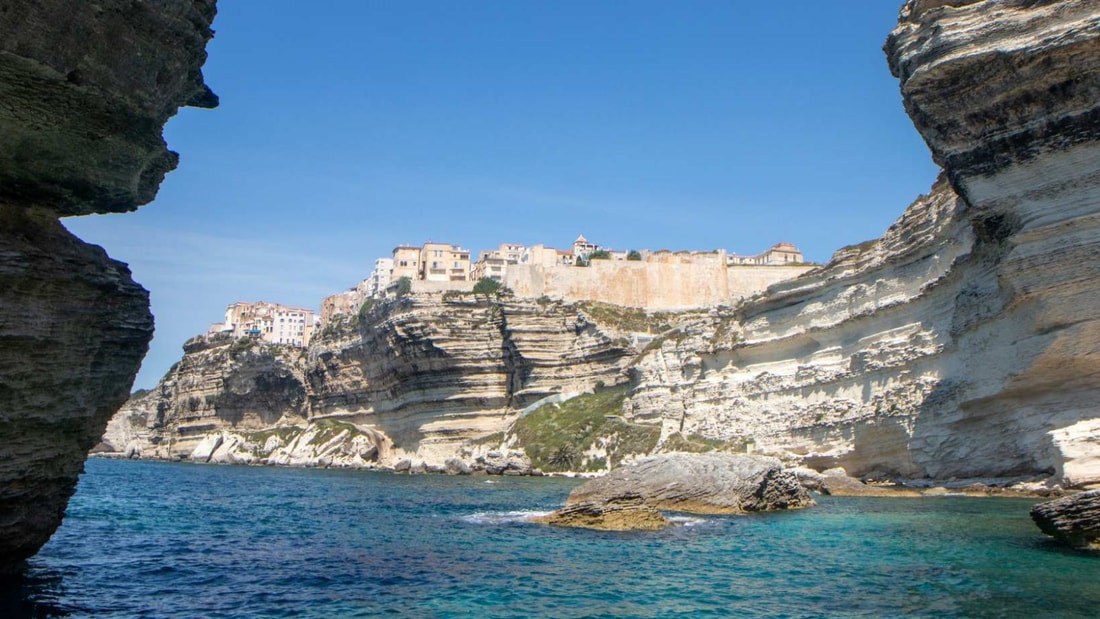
(107, 293, 634, 467)
(0, 1, 217, 575)
(100, 335, 310, 460)
(1031, 490, 1100, 549)
(100, 0, 1100, 496)
(532, 495, 671, 531)
(624, 0, 1100, 487)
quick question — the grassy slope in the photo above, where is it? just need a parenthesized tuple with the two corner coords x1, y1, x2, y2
(512, 386, 660, 473)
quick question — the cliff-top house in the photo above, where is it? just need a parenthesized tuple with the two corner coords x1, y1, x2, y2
(210, 301, 319, 347)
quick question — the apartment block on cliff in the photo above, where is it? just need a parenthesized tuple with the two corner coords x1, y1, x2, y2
(367, 257, 393, 297)
(470, 242, 537, 282)
(210, 301, 319, 347)
(421, 242, 471, 282)
(391, 245, 421, 281)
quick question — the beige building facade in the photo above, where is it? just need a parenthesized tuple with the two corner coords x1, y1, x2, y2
(729, 242, 805, 265)
(391, 246, 421, 282)
(420, 242, 471, 282)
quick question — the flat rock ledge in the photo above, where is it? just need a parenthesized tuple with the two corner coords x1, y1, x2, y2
(818, 468, 922, 498)
(531, 494, 670, 531)
(1031, 490, 1100, 550)
(555, 453, 815, 526)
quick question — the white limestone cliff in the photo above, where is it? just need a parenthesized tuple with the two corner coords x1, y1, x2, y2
(626, 0, 1100, 487)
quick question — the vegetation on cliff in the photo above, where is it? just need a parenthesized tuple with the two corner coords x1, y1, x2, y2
(511, 386, 660, 473)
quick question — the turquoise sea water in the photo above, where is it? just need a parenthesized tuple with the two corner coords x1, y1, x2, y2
(5, 459, 1100, 618)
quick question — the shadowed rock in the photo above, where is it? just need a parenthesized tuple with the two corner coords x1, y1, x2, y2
(0, 0, 217, 575)
(820, 468, 922, 497)
(1031, 490, 1100, 550)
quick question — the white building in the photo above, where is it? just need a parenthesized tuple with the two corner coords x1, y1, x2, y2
(367, 257, 393, 297)
(216, 301, 319, 347)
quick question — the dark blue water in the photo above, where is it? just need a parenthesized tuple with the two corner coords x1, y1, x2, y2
(5, 459, 1100, 618)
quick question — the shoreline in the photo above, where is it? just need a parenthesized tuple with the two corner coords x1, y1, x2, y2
(87, 452, 1072, 499)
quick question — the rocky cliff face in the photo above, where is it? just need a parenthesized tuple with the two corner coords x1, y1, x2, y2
(101, 335, 309, 459)
(100, 0, 1100, 492)
(108, 293, 635, 467)
(626, 0, 1100, 487)
(0, 1, 216, 575)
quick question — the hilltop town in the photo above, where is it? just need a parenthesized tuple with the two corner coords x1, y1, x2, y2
(209, 236, 812, 348)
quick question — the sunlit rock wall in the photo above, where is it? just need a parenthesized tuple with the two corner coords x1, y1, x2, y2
(628, 0, 1100, 486)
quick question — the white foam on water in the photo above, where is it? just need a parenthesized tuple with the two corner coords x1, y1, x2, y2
(667, 515, 709, 528)
(461, 510, 551, 525)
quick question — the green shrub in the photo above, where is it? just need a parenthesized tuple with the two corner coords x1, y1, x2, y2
(576, 301, 674, 334)
(588, 250, 611, 260)
(395, 276, 412, 299)
(227, 337, 256, 357)
(358, 298, 378, 320)
(661, 432, 729, 453)
(626, 250, 642, 261)
(473, 276, 502, 296)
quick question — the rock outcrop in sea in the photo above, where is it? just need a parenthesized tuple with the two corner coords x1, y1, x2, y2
(535, 453, 814, 530)
(1031, 490, 1100, 550)
(564, 453, 815, 514)
(0, 1, 216, 575)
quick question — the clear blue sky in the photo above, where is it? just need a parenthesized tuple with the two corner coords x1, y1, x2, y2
(65, 1, 940, 389)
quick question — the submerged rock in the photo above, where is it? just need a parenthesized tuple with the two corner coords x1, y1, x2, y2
(1031, 490, 1100, 550)
(566, 453, 815, 515)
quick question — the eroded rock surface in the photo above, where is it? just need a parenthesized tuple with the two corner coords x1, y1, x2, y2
(106, 293, 634, 469)
(564, 453, 815, 515)
(0, 1, 218, 214)
(0, 0, 216, 575)
(624, 0, 1100, 487)
(1031, 490, 1100, 550)
(533, 495, 670, 531)
(101, 335, 310, 460)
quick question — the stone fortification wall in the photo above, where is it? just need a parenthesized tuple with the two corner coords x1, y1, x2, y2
(726, 266, 817, 300)
(410, 280, 476, 294)
(505, 258, 813, 310)
(321, 289, 363, 326)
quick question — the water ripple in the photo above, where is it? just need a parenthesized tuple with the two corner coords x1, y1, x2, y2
(4, 460, 1100, 618)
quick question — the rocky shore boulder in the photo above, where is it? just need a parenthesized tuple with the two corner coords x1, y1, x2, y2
(819, 468, 922, 497)
(1031, 490, 1100, 550)
(533, 495, 670, 531)
(565, 453, 815, 515)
